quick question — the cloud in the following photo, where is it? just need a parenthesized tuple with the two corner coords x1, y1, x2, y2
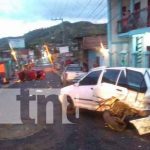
(0, 0, 107, 21)
(0, 19, 60, 38)
(0, 0, 108, 38)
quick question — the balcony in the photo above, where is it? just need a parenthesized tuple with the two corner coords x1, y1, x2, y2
(117, 7, 150, 33)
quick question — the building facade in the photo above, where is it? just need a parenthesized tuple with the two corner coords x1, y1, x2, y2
(0, 50, 14, 80)
(75, 34, 108, 70)
(107, 0, 150, 67)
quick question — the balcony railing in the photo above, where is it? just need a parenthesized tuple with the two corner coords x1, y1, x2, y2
(117, 7, 150, 33)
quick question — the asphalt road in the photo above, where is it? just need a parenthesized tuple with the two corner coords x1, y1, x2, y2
(0, 69, 150, 150)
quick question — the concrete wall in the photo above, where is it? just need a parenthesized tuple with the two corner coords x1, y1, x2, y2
(134, 0, 148, 9)
(108, 0, 150, 67)
(109, 0, 130, 66)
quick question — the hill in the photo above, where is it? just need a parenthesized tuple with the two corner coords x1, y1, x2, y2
(0, 21, 107, 49)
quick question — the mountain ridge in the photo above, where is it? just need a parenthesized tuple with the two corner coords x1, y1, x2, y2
(0, 21, 107, 49)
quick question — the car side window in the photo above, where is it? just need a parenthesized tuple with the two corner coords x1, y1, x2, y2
(117, 71, 127, 88)
(126, 69, 147, 93)
(66, 67, 82, 71)
(102, 69, 120, 85)
(79, 70, 102, 86)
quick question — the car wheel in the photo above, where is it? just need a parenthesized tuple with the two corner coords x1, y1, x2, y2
(67, 96, 75, 115)
(103, 111, 127, 132)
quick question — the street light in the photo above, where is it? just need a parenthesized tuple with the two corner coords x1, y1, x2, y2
(43, 44, 53, 64)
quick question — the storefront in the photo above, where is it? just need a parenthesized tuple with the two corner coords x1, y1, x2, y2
(0, 59, 14, 80)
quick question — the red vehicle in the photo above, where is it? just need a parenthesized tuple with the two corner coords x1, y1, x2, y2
(18, 69, 46, 81)
(34, 69, 46, 80)
(26, 70, 37, 80)
(18, 71, 26, 81)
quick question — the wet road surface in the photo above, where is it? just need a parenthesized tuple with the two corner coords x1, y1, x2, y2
(0, 70, 150, 150)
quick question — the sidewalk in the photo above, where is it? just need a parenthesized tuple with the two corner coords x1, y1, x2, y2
(1, 78, 18, 88)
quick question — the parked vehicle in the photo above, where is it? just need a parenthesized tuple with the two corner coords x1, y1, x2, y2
(54, 62, 61, 70)
(59, 67, 150, 134)
(61, 64, 86, 86)
(34, 69, 46, 80)
(18, 69, 46, 81)
(72, 73, 87, 84)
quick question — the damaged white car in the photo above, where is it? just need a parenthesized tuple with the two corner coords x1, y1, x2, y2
(59, 67, 150, 135)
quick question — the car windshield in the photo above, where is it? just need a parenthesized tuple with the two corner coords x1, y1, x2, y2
(66, 67, 82, 71)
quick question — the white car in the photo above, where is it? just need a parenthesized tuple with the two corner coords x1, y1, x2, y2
(61, 64, 86, 85)
(59, 67, 150, 133)
(54, 62, 61, 70)
(72, 73, 87, 84)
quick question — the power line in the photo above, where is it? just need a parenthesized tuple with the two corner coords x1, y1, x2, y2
(83, 0, 101, 17)
(66, 0, 84, 19)
(92, 5, 107, 20)
(76, 0, 92, 18)
(59, 0, 69, 18)
(92, 12, 106, 21)
(88, 0, 104, 18)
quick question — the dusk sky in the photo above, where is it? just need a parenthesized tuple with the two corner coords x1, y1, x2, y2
(0, 0, 108, 38)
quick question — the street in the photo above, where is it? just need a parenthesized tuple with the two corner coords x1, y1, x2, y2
(0, 68, 150, 150)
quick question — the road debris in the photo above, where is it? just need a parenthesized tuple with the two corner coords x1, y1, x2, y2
(130, 116, 150, 135)
(101, 97, 149, 133)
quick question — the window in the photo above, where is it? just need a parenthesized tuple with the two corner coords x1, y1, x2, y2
(117, 71, 127, 87)
(122, 6, 127, 16)
(134, 2, 140, 11)
(102, 69, 120, 85)
(79, 70, 102, 86)
(147, 46, 150, 67)
(126, 69, 147, 93)
(122, 6, 126, 12)
(66, 66, 82, 71)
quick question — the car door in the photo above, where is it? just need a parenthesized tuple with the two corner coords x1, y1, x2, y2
(74, 69, 103, 110)
(93, 68, 128, 101)
(124, 69, 147, 107)
(115, 70, 128, 100)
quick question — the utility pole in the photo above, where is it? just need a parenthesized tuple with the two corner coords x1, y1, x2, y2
(51, 18, 65, 45)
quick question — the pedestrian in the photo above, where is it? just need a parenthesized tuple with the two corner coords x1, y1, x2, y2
(93, 62, 99, 68)
(82, 62, 88, 72)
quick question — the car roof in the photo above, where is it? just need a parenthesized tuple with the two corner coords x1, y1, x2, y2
(90, 66, 107, 71)
(66, 64, 81, 67)
(90, 66, 150, 73)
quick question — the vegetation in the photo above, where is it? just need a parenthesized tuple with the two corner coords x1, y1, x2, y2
(0, 21, 107, 50)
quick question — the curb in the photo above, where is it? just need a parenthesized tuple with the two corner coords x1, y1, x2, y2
(1, 79, 17, 88)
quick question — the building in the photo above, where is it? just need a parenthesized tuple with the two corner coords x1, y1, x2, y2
(0, 50, 14, 80)
(75, 34, 108, 70)
(0, 37, 35, 81)
(107, 0, 150, 67)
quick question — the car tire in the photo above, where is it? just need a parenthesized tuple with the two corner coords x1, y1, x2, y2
(103, 111, 127, 132)
(67, 96, 75, 115)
